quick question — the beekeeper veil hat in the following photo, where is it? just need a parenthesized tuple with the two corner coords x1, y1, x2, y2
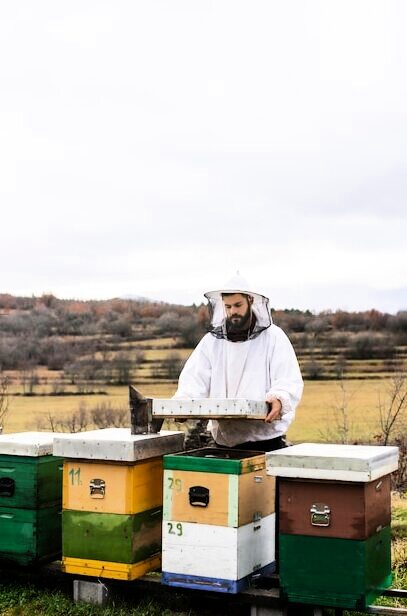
(204, 273, 272, 340)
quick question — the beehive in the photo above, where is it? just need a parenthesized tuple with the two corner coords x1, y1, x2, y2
(54, 428, 184, 581)
(266, 443, 398, 609)
(0, 431, 63, 565)
(162, 447, 276, 593)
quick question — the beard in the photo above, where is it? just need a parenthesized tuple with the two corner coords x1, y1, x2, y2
(226, 305, 252, 333)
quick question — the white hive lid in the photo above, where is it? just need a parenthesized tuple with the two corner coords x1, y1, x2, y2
(152, 398, 268, 418)
(0, 431, 66, 456)
(266, 442, 399, 482)
(52, 428, 185, 461)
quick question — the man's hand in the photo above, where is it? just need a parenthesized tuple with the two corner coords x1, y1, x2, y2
(265, 398, 282, 423)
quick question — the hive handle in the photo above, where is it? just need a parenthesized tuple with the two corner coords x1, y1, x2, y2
(189, 485, 210, 507)
(310, 502, 331, 527)
(0, 477, 15, 498)
(89, 478, 106, 498)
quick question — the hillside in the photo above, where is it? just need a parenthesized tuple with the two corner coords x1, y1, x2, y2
(0, 293, 406, 392)
(1, 293, 406, 492)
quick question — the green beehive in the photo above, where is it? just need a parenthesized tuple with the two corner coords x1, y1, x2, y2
(279, 526, 392, 609)
(267, 443, 398, 609)
(0, 454, 62, 509)
(62, 507, 162, 564)
(0, 503, 61, 566)
(0, 431, 63, 565)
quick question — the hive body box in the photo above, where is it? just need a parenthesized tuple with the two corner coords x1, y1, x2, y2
(55, 428, 184, 581)
(163, 447, 275, 526)
(279, 475, 391, 540)
(279, 527, 392, 608)
(266, 443, 398, 609)
(162, 448, 277, 593)
(63, 457, 163, 514)
(0, 432, 63, 565)
(0, 503, 62, 566)
(63, 507, 162, 563)
(162, 515, 276, 593)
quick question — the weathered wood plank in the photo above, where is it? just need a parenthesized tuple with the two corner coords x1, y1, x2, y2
(152, 398, 268, 419)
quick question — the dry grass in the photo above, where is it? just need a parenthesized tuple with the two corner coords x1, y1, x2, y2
(2, 377, 394, 444)
(142, 348, 191, 362)
(136, 337, 181, 348)
(287, 378, 388, 443)
(2, 383, 178, 433)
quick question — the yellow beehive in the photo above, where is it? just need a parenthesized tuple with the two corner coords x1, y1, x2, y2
(63, 554, 161, 581)
(63, 457, 163, 514)
(163, 450, 275, 527)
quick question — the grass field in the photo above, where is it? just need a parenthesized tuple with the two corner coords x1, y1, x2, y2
(287, 378, 389, 442)
(2, 378, 393, 445)
(0, 376, 406, 614)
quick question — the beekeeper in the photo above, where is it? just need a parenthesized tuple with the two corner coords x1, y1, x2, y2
(173, 274, 303, 452)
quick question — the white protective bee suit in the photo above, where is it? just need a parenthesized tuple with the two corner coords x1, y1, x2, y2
(174, 275, 303, 447)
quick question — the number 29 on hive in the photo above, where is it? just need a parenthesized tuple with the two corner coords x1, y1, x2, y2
(167, 522, 183, 536)
(167, 476, 182, 491)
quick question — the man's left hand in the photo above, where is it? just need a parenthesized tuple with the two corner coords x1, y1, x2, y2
(265, 398, 282, 423)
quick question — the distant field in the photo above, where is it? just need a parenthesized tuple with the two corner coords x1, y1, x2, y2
(287, 378, 387, 442)
(3, 378, 391, 443)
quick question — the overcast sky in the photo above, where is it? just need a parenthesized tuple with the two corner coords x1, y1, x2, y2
(1, 1, 406, 313)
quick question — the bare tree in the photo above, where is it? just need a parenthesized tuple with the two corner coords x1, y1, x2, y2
(0, 374, 10, 432)
(21, 364, 39, 395)
(111, 352, 132, 385)
(62, 402, 90, 433)
(38, 401, 129, 433)
(377, 372, 407, 446)
(375, 372, 407, 492)
(162, 352, 185, 380)
(36, 410, 58, 432)
(90, 401, 129, 428)
(319, 378, 355, 444)
(51, 379, 66, 395)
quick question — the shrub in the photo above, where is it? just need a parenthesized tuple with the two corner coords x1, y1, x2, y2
(345, 333, 395, 360)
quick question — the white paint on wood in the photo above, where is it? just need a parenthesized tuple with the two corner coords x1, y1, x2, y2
(162, 513, 276, 581)
(228, 474, 239, 528)
(152, 398, 268, 418)
(53, 428, 184, 461)
(266, 443, 399, 481)
(0, 431, 70, 456)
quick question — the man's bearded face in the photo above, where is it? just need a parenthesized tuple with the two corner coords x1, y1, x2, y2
(222, 293, 252, 332)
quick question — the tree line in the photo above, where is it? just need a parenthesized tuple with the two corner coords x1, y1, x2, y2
(0, 293, 406, 376)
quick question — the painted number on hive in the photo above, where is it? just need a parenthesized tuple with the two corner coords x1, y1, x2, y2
(69, 468, 81, 485)
(168, 477, 182, 491)
(167, 522, 183, 536)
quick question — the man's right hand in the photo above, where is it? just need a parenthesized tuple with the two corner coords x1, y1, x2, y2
(265, 398, 282, 423)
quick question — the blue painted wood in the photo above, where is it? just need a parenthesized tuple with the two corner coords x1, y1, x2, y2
(161, 561, 276, 594)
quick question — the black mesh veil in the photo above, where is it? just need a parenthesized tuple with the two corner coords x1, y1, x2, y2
(204, 274, 272, 341)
